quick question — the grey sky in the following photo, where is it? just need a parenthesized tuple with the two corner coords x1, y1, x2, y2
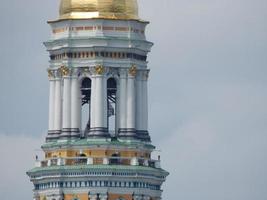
(0, 0, 267, 200)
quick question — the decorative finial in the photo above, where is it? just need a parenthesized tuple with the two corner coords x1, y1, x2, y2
(129, 65, 137, 76)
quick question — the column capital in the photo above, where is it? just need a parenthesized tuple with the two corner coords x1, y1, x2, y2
(128, 65, 137, 77)
(89, 65, 110, 77)
(59, 65, 70, 77)
(47, 69, 59, 80)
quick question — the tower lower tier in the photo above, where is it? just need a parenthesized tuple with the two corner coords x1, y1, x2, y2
(27, 165, 168, 200)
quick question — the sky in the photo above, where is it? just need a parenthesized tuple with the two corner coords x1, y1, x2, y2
(0, 0, 267, 199)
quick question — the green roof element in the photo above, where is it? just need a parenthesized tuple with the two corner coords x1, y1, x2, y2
(27, 164, 168, 176)
(42, 138, 155, 150)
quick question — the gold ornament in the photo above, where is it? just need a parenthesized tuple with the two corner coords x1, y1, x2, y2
(95, 65, 104, 75)
(47, 69, 54, 78)
(129, 65, 137, 76)
(60, 65, 70, 76)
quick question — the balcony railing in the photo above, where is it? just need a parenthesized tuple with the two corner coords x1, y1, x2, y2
(36, 156, 161, 169)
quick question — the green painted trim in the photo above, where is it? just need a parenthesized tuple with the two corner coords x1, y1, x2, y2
(42, 138, 155, 150)
(27, 164, 168, 175)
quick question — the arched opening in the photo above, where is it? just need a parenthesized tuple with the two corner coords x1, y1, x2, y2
(110, 152, 121, 165)
(107, 78, 117, 135)
(81, 78, 91, 136)
(75, 153, 87, 165)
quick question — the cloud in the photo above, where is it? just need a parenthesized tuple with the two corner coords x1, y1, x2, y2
(0, 0, 267, 199)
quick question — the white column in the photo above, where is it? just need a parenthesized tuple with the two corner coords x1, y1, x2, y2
(142, 72, 149, 131)
(127, 74, 136, 130)
(89, 194, 97, 200)
(136, 72, 143, 131)
(90, 76, 96, 128)
(94, 75, 105, 128)
(89, 66, 108, 136)
(103, 76, 108, 128)
(48, 78, 55, 131)
(119, 69, 127, 130)
(71, 72, 81, 137)
(54, 76, 62, 132)
(62, 76, 71, 135)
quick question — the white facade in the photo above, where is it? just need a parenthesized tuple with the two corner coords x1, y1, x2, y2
(45, 19, 152, 141)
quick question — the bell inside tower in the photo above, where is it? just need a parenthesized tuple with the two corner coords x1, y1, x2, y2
(81, 77, 91, 136)
(107, 78, 117, 136)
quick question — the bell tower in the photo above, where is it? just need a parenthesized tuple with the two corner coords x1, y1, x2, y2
(27, 1, 168, 200)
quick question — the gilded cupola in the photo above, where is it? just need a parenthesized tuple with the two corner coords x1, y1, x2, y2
(59, 0, 139, 20)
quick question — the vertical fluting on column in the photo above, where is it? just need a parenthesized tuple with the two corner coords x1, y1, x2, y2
(88, 65, 109, 137)
(48, 76, 55, 131)
(142, 71, 149, 132)
(90, 75, 96, 129)
(118, 69, 127, 135)
(135, 71, 143, 132)
(127, 66, 137, 133)
(119, 65, 137, 139)
(53, 69, 62, 136)
(71, 69, 81, 138)
(127, 74, 136, 131)
(103, 75, 108, 129)
(95, 74, 104, 127)
(138, 70, 151, 142)
(46, 70, 58, 142)
(61, 66, 71, 139)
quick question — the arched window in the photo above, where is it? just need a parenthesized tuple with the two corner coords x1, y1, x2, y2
(81, 78, 91, 136)
(75, 153, 87, 165)
(107, 78, 117, 135)
(110, 152, 120, 165)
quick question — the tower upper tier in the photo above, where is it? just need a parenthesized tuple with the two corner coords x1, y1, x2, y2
(59, 0, 139, 20)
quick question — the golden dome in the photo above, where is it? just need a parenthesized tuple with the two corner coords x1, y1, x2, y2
(59, 0, 139, 20)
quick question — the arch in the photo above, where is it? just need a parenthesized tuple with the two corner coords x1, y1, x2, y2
(117, 198, 125, 200)
(75, 153, 87, 165)
(107, 77, 117, 135)
(81, 77, 92, 135)
(110, 152, 121, 165)
(81, 77, 91, 105)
